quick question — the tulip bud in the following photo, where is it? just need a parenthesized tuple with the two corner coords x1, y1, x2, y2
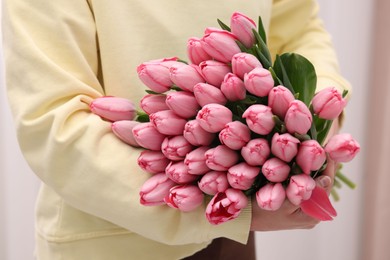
(324, 133, 360, 162)
(284, 100, 313, 135)
(132, 122, 166, 150)
(198, 171, 229, 195)
(230, 12, 257, 48)
(244, 68, 274, 97)
(242, 104, 275, 135)
(137, 150, 170, 174)
(165, 185, 204, 212)
(262, 158, 290, 182)
(219, 121, 251, 150)
(150, 110, 187, 136)
(256, 183, 286, 211)
(201, 28, 241, 63)
(187, 37, 212, 65)
(227, 162, 260, 190)
(286, 174, 316, 206)
(231, 52, 262, 79)
(169, 62, 205, 92)
(312, 87, 347, 120)
(241, 138, 271, 166)
(198, 60, 231, 87)
(183, 119, 216, 146)
(184, 146, 210, 175)
(268, 85, 295, 119)
(139, 173, 176, 206)
(140, 94, 169, 115)
(111, 120, 141, 147)
(205, 145, 239, 171)
(165, 161, 198, 184)
(161, 136, 193, 161)
(196, 103, 233, 133)
(221, 73, 247, 101)
(193, 83, 227, 106)
(271, 133, 300, 162)
(90, 96, 137, 122)
(296, 140, 327, 174)
(165, 91, 200, 118)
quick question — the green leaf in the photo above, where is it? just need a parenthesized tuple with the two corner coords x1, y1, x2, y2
(254, 46, 271, 69)
(269, 67, 284, 86)
(217, 19, 231, 32)
(272, 55, 295, 94)
(257, 16, 267, 44)
(252, 29, 272, 66)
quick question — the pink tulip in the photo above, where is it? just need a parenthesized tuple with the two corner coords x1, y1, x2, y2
(300, 186, 337, 221)
(183, 120, 216, 146)
(230, 12, 257, 48)
(196, 103, 233, 133)
(296, 140, 327, 174)
(219, 121, 251, 150)
(169, 62, 205, 92)
(262, 157, 290, 182)
(132, 122, 166, 150)
(137, 150, 170, 174)
(193, 83, 227, 106)
(231, 53, 262, 79)
(244, 68, 274, 97)
(90, 96, 137, 122)
(271, 133, 300, 162)
(137, 57, 178, 93)
(140, 94, 169, 115)
(161, 136, 193, 161)
(242, 104, 275, 135)
(187, 37, 212, 65)
(149, 110, 187, 136)
(139, 173, 176, 206)
(324, 133, 360, 162)
(198, 171, 229, 195)
(312, 87, 347, 120)
(241, 138, 271, 166)
(221, 73, 247, 101)
(256, 183, 286, 211)
(285, 100, 313, 135)
(198, 60, 231, 87)
(184, 146, 210, 175)
(206, 188, 248, 225)
(165, 161, 198, 184)
(201, 28, 241, 63)
(205, 145, 239, 171)
(111, 120, 140, 147)
(165, 91, 200, 118)
(286, 174, 316, 206)
(165, 185, 204, 212)
(268, 85, 295, 119)
(227, 162, 260, 190)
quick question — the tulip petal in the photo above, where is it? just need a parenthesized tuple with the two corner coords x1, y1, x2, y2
(300, 186, 337, 221)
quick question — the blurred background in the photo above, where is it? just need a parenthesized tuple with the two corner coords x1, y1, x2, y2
(0, 0, 388, 259)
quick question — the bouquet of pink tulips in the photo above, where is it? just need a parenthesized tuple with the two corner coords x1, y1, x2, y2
(90, 12, 360, 224)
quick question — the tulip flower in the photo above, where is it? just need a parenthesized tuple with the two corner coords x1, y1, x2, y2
(244, 67, 274, 97)
(268, 85, 295, 119)
(90, 96, 137, 122)
(187, 37, 212, 65)
(165, 185, 204, 212)
(149, 110, 187, 136)
(285, 100, 313, 135)
(206, 188, 248, 225)
(230, 12, 257, 48)
(256, 183, 286, 211)
(161, 136, 193, 161)
(137, 57, 178, 93)
(231, 52, 262, 79)
(242, 104, 275, 135)
(137, 150, 170, 174)
(139, 173, 176, 206)
(286, 174, 316, 206)
(183, 119, 216, 146)
(300, 186, 337, 221)
(227, 162, 260, 190)
(219, 121, 251, 150)
(271, 133, 300, 162)
(132, 122, 166, 150)
(111, 120, 140, 147)
(193, 83, 227, 106)
(140, 94, 169, 115)
(198, 60, 231, 87)
(198, 171, 229, 195)
(165, 161, 198, 184)
(296, 140, 327, 174)
(324, 133, 360, 162)
(312, 87, 347, 120)
(196, 103, 233, 133)
(261, 157, 290, 182)
(221, 73, 247, 101)
(201, 28, 241, 63)
(165, 91, 200, 118)
(169, 62, 205, 92)
(241, 138, 270, 166)
(184, 146, 210, 175)
(205, 145, 239, 171)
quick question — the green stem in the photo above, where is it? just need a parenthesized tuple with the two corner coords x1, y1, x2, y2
(330, 188, 340, 202)
(336, 171, 356, 189)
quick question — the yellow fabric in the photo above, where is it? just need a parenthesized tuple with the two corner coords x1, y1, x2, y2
(1, 0, 350, 259)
